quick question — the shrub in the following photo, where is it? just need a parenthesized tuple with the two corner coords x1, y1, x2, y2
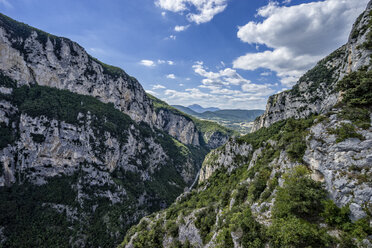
(273, 166, 327, 220)
(337, 67, 372, 107)
(328, 123, 364, 143)
(268, 217, 332, 248)
(195, 206, 216, 244)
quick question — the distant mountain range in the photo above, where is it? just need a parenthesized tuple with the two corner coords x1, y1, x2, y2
(187, 104, 220, 113)
(172, 105, 264, 133)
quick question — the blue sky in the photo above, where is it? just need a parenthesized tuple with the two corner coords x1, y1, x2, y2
(0, 0, 368, 109)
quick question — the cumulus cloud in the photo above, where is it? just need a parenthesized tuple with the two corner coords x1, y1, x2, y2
(174, 25, 190, 32)
(142, 59, 175, 67)
(152, 84, 166, 90)
(166, 74, 176, 79)
(156, 0, 228, 24)
(193, 61, 251, 86)
(233, 0, 369, 86)
(162, 87, 270, 109)
(140, 59, 156, 67)
(161, 61, 275, 109)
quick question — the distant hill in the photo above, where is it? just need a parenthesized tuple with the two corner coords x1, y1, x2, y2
(172, 105, 264, 134)
(172, 105, 199, 116)
(187, 104, 220, 113)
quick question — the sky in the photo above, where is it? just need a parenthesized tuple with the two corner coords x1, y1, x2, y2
(0, 0, 369, 109)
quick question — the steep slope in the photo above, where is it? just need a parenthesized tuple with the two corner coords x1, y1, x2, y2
(149, 95, 237, 149)
(0, 72, 210, 247)
(0, 13, 218, 146)
(252, 2, 372, 132)
(121, 2, 372, 248)
(0, 14, 233, 247)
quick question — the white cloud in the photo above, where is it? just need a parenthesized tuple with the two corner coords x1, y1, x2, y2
(168, 35, 176, 40)
(179, 83, 184, 86)
(162, 87, 270, 109)
(174, 25, 190, 32)
(164, 61, 276, 109)
(166, 74, 176, 79)
(152, 84, 166, 90)
(158, 60, 174, 65)
(140, 59, 156, 67)
(192, 61, 252, 86)
(233, 0, 369, 86)
(156, 0, 228, 24)
(161, 11, 167, 17)
(282, 0, 291, 4)
(146, 90, 158, 96)
(260, 71, 272, 76)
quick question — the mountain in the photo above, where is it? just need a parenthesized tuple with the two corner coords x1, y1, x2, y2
(121, 2, 372, 247)
(0, 13, 233, 247)
(172, 105, 264, 134)
(187, 104, 220, 113)
(172, 105, 199, 116)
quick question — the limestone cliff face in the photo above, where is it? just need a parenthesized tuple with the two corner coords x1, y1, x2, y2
(121, 3, 372, 247)
(252, 3, 372, 132)
(0, 80, 205, 246)
(153, 108, 200, 146)
(0, 14, 205, 146)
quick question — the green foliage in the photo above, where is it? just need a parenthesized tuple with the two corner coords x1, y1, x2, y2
(229, 207, 266, 248)
(0, 122, 16, 149)
(12, 85, 133, 143)
(239, 117, 315, 162)
(88, 55, 126, 79)
(321, 200, 350, 227)
(166, 220, 179, 237)
(338, 67, 372, 107)
(0, 175, 77, 248)
(268, 217, 332, 248)
(328, 123, 364, 143)
(31, 133, 45, 143)
(321, 200, 372, 246)
(292, 58, 336, 98)
(130, 220, 165, 248)
(273, 166, 327, 220)
(215, 228, 234, 248)
(0, 71, 17, 88)
(362, 10, 372, 50)
(195, 206, 216, 244)
(338, 107, 371, 129)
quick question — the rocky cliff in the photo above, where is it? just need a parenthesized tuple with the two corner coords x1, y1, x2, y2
(0, 13, 237, 247)
(252, 2, 372, 132)
(0, 73, 210, 246)
(121, 2, 372, 247)
(0, 13, 227, 147)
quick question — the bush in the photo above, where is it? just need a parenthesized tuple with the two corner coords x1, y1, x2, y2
(337, 67, 372, 107)
(273, 166, 327, 220)
(195, 206, 216, 244)
(321, 200, 350, 227)
(268, 217, 332, 248)
(328, 123, 364, 143)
